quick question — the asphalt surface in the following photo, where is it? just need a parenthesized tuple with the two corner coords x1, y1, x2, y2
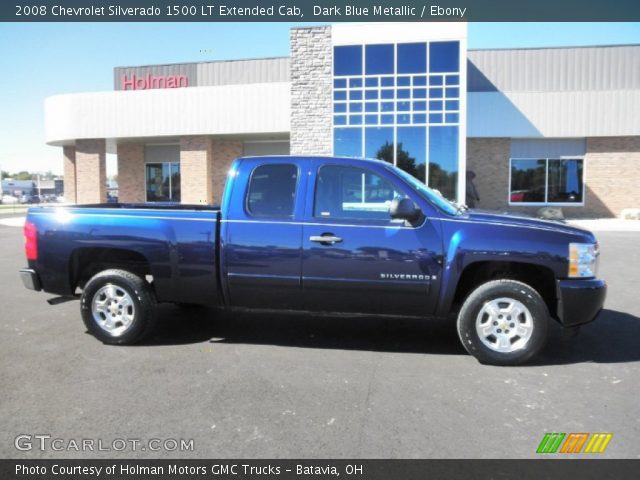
(0, 221, 638, 459)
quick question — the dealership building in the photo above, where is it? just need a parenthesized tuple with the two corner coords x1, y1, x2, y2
(44, 23, 640, 217)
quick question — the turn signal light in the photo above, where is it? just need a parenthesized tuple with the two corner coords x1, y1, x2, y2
(24, 221, 38, 261)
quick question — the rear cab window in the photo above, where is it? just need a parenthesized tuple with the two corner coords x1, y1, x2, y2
(246, 164, 299, 218)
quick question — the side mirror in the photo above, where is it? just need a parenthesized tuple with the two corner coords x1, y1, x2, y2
(389, 197, 422, 223)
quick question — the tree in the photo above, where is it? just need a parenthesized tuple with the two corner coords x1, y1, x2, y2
(374, 141, 425, 182)
(14, 171, 33, 181)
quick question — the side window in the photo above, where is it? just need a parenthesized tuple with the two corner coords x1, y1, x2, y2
(314, 165, 404, 220)
(247, 164, 298, 217)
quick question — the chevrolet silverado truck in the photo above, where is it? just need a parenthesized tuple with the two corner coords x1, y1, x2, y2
(20, 156, 606, 365)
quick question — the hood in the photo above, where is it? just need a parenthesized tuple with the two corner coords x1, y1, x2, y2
(463, 209, 595, 239)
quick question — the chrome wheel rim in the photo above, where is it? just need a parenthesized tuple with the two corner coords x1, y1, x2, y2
(91, 284, 136, 337)
(475, 297, 534, 353)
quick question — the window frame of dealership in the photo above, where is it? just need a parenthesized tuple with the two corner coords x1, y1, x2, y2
(44, 23, 640, 218)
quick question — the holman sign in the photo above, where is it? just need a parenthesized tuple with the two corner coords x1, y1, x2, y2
(120, 74, 188, 90)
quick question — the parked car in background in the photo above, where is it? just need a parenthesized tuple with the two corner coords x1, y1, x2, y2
(19, 194, 40, 204)
(1, 194, 19, 204)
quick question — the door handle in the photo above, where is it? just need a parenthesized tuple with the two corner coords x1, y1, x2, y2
(310, 234, 343, 245)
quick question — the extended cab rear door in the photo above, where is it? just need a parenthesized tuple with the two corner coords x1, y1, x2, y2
(220, 157, 307, 310)
(301, 162, 443, 317)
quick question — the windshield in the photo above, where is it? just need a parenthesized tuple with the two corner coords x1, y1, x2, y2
(386, 163, 461, 216)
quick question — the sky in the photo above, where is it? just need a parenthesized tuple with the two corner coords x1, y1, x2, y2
(0, 22, 639, 176)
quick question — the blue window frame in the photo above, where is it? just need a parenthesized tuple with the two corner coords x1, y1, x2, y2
(429, 126, 459, 199)
(334, 45, 362, 76)
(366, 44, 394, 75)
(334, 103, 347, 113)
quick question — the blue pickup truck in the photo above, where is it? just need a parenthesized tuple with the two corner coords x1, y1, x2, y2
(20, 156, 606, 365)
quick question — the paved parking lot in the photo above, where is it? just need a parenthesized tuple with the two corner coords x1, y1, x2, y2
(0, 221, 638, 458)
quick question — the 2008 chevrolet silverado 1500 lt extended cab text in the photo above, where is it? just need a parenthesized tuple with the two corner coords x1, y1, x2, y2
(20, 156, 607, 365)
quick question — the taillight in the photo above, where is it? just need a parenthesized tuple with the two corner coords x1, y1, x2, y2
(24, 221, 38, 261)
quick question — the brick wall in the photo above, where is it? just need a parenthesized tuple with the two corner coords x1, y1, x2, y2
(117, 143, 145, 203)
(62, 146, 77, 203)
(466, 138, 511, 211)
(584, 136, 640, 218)
(290, 26, 333, 155)
(212, 140, 242, 205)
(75, 139, 106, 204)
(180, 136, 213, 205)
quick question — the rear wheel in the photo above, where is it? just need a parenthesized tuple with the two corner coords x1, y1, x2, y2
(80, 269, 157, 345)
(456, 279, 549, 365)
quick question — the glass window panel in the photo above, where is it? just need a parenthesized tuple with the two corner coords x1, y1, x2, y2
(247, 164, 298, 218)
(429, 100, 443, 111)
(365, 114, 378, 125)
(146, 163, 169, 202)
(429, 76, 443, 86)
(334, 78, 347, 88)
(349, 78, 363, 88)
(334, 103, 347, 113)
(429, 41, 460, 73)
(334, 45, 362, 76)
(365, 102, 378, 113)
(350, 102, 362, 113)
(365, 127, 394, 160)
(413, 114, 427, 124)
(445, 113, 459, 123)
(366, 44, 394, 75)
(314, 165, 403, 220)
(445, 87, 459, 99)
(413, 101, 427, 111)
(413, 88, 427, 99)
(334, 115, 347, 126)
(398, 101, 410, 112)
(381, 76, 394, 87)
(429, 113, 443, 124)
(381, 114, 394, 125)
(413, 75, 427, 86)
(547, 159, 584, 203)
(349, 90, 362, 101)
(334, 90, 347, 101)
(428, 126, 459, 200)
(397, 42, 427, 74)
(381, 89, 394, 99)
(381, 102, 394, 112)
(349, 115, 362, 125)
(510, 159, 546, 203)
(334, 128, 362, 157)
(365, 77, 378, 87)
(446, 75, 459, 85)
(398, 89, 410, 99)
(397, 114, 411, 124)
(430, 88, 443, 99)
(170, 163, 180, 202)
(398, 76, 411, 86)
(397, 127, 427, 183)
(365, 90, 378, 100)
(445, 100, 459, 111)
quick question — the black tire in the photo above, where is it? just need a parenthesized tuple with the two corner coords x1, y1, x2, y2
(456, 279, 549, 366)
(80, 269, 157, 345)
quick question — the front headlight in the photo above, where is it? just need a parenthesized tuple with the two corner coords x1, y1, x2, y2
(568, 242, 599, 278)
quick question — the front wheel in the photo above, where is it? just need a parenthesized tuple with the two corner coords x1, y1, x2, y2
(456, 279, 549, 366)
(80, 269, 157, 345)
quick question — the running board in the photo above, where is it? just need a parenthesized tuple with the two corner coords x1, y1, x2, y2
(47, 296, 78, 306)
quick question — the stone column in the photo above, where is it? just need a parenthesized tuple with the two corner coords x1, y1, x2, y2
(62, 145, 77, 203)
(75, 139, 106, 204)
(180, 136, 213, 205)
(211, 140, 243, 205)
(117, 143, 145, 203)
(290, 26, 333, 155)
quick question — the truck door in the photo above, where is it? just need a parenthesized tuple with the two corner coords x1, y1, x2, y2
(220, 158, 306, 310)
(302, 163, 442, 317)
